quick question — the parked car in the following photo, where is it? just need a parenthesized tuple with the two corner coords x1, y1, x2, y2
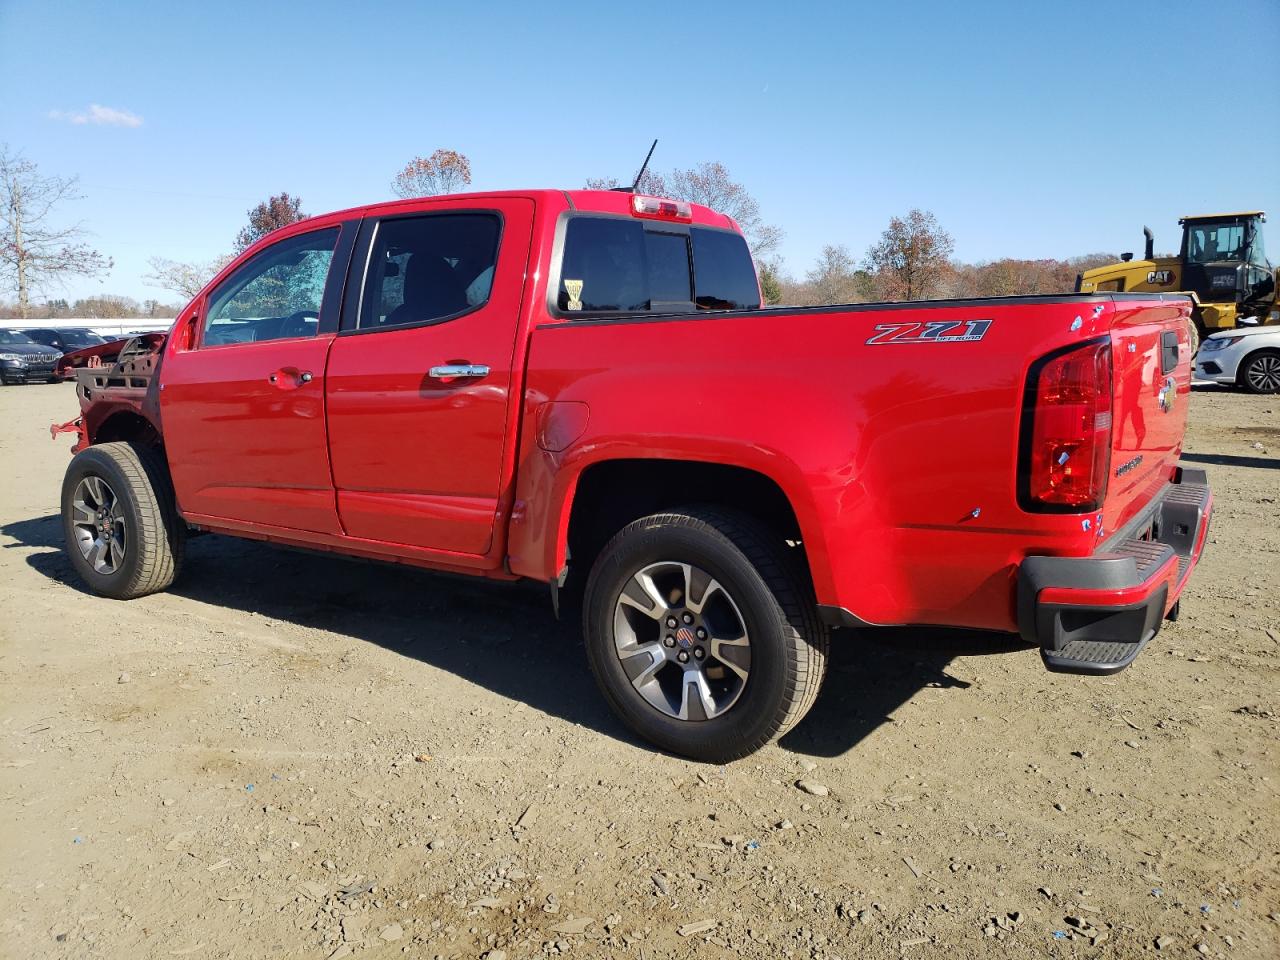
(22, 327, 110, 355)
(0, 328, 62, 384)
(1194, 326, 1280, 393)
(50, 188, 1212, 761)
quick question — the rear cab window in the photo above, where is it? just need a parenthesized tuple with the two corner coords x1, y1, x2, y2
(554, 216, 759, 317)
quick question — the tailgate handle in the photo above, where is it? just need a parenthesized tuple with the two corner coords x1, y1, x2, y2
(1160, 331, 1179, 375)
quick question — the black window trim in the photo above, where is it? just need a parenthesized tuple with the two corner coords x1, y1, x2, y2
(545, 211, 756, 321)
(337, 208, 506, 337)
(196, 220, 356, 350)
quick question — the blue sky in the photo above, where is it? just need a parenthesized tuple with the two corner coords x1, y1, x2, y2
(3, 0, 1278, 305)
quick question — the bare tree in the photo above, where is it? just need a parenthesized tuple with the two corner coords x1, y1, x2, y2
(235, 193, 306, 253)
(804, 244, 874, 305)
(586, 160, 782, 259)
(391, 149, 472, 199)
(0, 144, 111, 318)
(863, 209, 955, 301)
(144, 254, 234, 300)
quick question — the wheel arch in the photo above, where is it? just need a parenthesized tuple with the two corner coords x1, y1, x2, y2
(559, 456, 826, 596)
(88, 406, 162, 448)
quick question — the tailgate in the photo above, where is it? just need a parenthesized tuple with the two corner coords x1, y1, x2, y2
(1103, 297, 1194, 536)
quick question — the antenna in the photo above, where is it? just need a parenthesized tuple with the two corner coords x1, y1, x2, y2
(609, 140, 658, 193)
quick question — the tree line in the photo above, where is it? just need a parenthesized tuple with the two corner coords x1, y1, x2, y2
(1, 143, 1114, 319)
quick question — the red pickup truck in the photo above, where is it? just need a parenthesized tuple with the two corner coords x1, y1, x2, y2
(53, 189, 1212, 761)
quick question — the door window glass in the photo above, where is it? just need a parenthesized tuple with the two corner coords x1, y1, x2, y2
(359, 214, 501, 329)
(204, 228, 339, 346)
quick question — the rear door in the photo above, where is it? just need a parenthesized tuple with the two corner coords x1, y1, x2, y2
(160, 221, 355, 533)
(324, 197, 535, 556)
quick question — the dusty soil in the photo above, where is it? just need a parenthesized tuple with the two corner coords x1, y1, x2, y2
(0, 381, 1277, 960)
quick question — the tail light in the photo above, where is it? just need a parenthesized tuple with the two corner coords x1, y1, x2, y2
(631, 194, 692, 223)
(1018, 338, 1113, 512)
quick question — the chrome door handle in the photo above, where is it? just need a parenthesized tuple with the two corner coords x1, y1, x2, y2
(429, 364, 490, 379)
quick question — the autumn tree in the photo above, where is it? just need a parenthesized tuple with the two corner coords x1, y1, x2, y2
(0, 144, 111, 318)
(863, 209, 955, 301)
(586, 160, 782, 259)
(391, 149, 472, 199)
(235, 193, 306, 253)
(144, 254, 234, 300)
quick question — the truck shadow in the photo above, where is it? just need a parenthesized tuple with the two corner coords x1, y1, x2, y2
(3, 515, 1032, 761)
(1180, 451, 1278, 470)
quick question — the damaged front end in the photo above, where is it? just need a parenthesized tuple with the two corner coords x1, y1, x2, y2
(50, 334, 167, 455)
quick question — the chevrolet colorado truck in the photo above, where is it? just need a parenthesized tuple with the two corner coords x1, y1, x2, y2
(52, 189, 1212, 761)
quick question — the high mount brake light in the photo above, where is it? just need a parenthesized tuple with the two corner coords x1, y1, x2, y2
(631, 195, 693, 223)
(1019, 338, 1114, 512)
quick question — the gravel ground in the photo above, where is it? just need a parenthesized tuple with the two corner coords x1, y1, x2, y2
(0, 380, 1276, 960)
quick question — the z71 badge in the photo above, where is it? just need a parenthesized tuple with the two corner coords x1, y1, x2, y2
(866, 319, 992, 345)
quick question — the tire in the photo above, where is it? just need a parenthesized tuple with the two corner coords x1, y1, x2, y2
(1187, 318, 1201, 358)
(1238, 350, 1280, 394)
(583, 506, 829, 762)
(61, 442, 185, 599)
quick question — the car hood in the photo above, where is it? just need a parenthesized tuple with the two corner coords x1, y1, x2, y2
(0, 342, 59, 356)
(1205, 326, 1280, 343)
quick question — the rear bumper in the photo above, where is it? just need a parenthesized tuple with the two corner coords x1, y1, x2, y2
(1017, 466, 1212, 675)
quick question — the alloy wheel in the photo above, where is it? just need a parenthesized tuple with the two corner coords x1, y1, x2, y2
(71, 475, 127, 574)
(612, 561, 751, 721)
(1246, 354, 1280, 392)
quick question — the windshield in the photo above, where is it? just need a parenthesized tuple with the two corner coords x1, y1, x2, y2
(61, 330, 106, 346)
(1248, 223, 1268, 267)
(0, 330, 37, 345)
(1184, 221, 1247, 263)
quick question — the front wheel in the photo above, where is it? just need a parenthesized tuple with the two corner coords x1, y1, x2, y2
(1239, 350, 1280, 394)
(61, 442, 185, 599)
(583, 507, 828, 762)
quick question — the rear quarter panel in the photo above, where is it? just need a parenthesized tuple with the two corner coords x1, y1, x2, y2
(509, 296, 1188, 632)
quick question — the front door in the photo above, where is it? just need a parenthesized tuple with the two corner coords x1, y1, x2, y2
(160, 221, 354, 534)
(324, 198, 534, 556)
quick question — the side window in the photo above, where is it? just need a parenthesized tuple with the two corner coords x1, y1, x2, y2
(557, 217, 760, 315)
(558, 217, 691, 313)
(359, 214, 500, 329)
(691, 228, 761, 310)
(203, 228, 339, 346)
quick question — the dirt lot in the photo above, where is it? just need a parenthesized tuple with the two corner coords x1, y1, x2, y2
(0, 381, 1276, 960)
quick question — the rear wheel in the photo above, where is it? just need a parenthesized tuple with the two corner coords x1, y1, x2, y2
(1239, 350, 1280, 394)
(61, 442, 185, 599)
(583, 507, 828, 762)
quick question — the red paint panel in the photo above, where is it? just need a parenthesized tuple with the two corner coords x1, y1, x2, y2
(325, 197, 535, 555)
(161, 334, 340, 534)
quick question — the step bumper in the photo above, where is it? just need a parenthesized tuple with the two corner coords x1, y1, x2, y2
(1017, 467, 1213, 675)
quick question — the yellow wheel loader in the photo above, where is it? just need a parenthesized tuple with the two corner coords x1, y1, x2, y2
(1077, 212, 1277, 353)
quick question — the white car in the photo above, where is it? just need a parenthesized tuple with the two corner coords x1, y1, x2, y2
(1195, 326, 1280, 394)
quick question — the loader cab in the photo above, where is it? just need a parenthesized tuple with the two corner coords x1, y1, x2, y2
(1178, 212, 1271, 307)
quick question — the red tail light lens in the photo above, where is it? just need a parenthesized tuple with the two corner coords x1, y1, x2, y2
(1019, 338, 1113, 511)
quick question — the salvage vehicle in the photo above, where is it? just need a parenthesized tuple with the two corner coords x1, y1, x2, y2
(0, 328, 62, 384)
(51, 189, 1213, 761)
(1194, 325, 1280, 393)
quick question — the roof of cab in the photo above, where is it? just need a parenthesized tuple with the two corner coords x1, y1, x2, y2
(1179, 211, 1265, 222)
(309, 189, 739, 231)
